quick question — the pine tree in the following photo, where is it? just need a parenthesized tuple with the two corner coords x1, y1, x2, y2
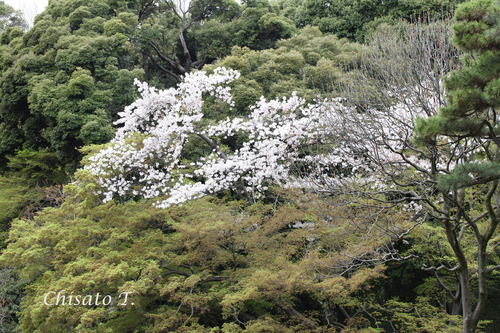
(415, 1, 500, 332)
(416, 0, 500, 149)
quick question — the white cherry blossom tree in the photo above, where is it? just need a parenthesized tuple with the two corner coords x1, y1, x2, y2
(84, 16, 499, 333)
(85, 67, 328, 207)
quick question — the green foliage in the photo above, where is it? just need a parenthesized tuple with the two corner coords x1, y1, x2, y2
(140, 0, 295, 87)
(228, 7, 296, 50)
(0, 171, 416, 331)
(0, 0, 27, 32)
(68, 6, 93, 31)
(0, 269, 28, 332)
(0, 0, 145, 170)
(0, 148, 67, 248)
(415, 0, 500, 143)
(0, 176, 41, 241)
(452, 0, 500, 51)
(0, 170, 169, 332)
(204, 26, 362, 115)
(277, 0, 465, 42)
(6, 148, 67, 186)
(437, 161, 500, 190)
(0, 122, 22, 168)
(382, 297, 462, 332)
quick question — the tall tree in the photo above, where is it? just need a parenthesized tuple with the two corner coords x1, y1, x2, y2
(320, 9, 498, 333)
(139, 0, 295, 84)
(415, 0, 500, 331)
(142, 0, 232, 82)
(0, 0, 144, 170)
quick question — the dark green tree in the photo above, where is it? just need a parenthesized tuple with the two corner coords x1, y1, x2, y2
(139, 0, 295, 84)
(0, 0, 145, 170)
(139, 0, 235, 83)
(0, 268, 27, 333)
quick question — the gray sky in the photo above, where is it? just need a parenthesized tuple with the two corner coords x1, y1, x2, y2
(4, 0, 49, 26)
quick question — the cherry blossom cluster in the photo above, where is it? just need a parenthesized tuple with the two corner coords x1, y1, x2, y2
(301, 94, 462, 199)
(85, 67, 473, 210)
(85, 68, 327, 207)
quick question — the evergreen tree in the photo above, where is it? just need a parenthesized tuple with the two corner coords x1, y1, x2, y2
(415, 0, 500, 331)
(0, 0, 144, 170)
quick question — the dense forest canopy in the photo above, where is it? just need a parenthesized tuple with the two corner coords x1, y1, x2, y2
(0, 0, 499, 332)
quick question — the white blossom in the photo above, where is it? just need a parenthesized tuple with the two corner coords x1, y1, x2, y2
(85, 69, 326, 207)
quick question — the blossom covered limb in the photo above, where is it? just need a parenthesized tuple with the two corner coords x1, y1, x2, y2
(85, 68, 327, 207)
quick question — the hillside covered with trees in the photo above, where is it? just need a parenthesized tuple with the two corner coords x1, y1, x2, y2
(0, 0, 499, 332)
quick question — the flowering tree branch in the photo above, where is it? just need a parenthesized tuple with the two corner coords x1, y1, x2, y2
(85, 68, 326, 207)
